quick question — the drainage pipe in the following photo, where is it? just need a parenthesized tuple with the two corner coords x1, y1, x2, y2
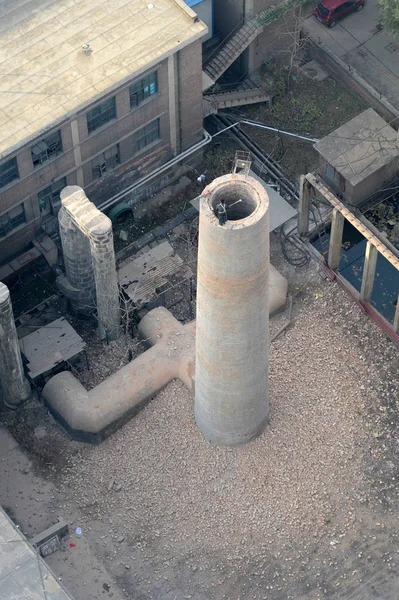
(98, 130, 212, 213)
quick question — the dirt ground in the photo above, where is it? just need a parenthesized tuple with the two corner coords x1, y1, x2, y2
(236, 72, 365, 181)
(1, 226, 398, 600)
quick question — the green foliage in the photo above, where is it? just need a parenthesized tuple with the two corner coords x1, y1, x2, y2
(257, 0, 310, 26)
(378, 0, 399, 37)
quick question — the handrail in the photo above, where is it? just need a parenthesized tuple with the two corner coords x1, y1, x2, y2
(203, 17, 245, 65)
(203, 77, 263, 95)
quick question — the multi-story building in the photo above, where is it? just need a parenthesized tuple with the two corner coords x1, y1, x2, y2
(202, 0, 296, 87)
(0, 0, 207, 265)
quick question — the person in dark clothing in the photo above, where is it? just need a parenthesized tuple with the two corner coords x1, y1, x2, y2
(216, 201, 227, 225)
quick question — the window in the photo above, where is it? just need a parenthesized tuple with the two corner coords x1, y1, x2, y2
(0, 157, 19, 188)
(38, 177, 66, 215)
(91, 145, 120, 180)
(31, 130, 62, 167)
(130, 72, 158, 108)
(86, 97, 116, 133)
(317, 2, 329, 14)
(132, 119, 160, 155)
(0, 204, 26, 238)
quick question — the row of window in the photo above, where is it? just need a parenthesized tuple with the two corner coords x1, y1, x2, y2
(0, 71, 159, 189)
(0, 118, 161, 239)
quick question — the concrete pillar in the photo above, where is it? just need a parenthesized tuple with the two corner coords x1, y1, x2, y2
(360, 242, 378, 302)
(70, 119, 84, 187)
(59, 186, 120, 340)
(0, 283, 31, 408)
(195, 174, 269, 446)
(328, 208, 345, 270)
(58, 205, 96, 313)
(168, 55, 178, 156)
(89, 220, 120, 341)
(298, 175, 311, 237)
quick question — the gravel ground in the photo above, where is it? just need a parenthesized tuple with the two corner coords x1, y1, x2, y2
(1, 231, 398, 600)
(48, 278, 399, 600)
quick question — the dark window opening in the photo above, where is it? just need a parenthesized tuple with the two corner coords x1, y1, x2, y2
(31, 130, 62, 167)
(130, 72, 158, 108)
(91, 145, 120, 180)
(38, 177, 67, 216)
(87, 97, 116, 133)
(132, 119, 160, 154)
(0, 157, 19, 188)
(0, 204, 26, 237)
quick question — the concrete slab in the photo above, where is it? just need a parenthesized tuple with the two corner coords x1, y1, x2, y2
(0, 507, 74, 599)
(304, 14, 360, 57)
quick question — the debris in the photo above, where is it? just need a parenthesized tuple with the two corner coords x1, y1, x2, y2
(75, 527, 82, 536)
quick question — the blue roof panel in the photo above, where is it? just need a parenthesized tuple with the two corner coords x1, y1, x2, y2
(185, 0, 206, 7)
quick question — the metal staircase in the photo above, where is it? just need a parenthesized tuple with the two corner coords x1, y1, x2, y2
(203, 78, 272, 116)
(203, 17, 264, 83)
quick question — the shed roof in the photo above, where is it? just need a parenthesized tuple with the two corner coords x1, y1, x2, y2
(313, 109, 399, 186)
(0, 0, 207, 158)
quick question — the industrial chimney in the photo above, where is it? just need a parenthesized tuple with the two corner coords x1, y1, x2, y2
(195, 173, 270, 446)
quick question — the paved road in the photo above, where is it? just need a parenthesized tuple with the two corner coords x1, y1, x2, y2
(304, 0, 399, 115)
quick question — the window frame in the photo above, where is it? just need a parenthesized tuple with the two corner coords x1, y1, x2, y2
(86, 96, 117, 134)
(38, 177, 67, 215)
(91, 144, 120, 181)
(132, 118, 161, 156)
(130, 71, 158, 109)
(0, 203, 26, 238)
(31, 129, 63, 168)
(0, 157, 19, 189)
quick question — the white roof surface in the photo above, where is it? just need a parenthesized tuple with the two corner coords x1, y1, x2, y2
(0, 0, 207, 157)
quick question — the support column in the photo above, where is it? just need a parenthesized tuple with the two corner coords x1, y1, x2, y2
(70, 119, 84, 187)
(298, 175, 311, 237)
(393, 292, 399, 333)
(168, 55, 178, 156)
(328, 208, 345, 270)
(58, 205, 96, 313)
(89, 224, 120, 341)
(360, 242, 378, 301)
(0, 283, 31, 408)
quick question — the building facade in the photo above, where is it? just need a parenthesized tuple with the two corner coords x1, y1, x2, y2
(0, 0, 207, 265)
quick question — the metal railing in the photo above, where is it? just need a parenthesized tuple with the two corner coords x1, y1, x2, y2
(203, 18, 245, 66)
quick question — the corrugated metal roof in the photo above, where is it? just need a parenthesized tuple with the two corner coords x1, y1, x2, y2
(19, 317, 86, 378)
(118, 241, 186, 307)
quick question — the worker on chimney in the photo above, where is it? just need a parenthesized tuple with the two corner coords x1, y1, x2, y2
(216, 200, 227, 225)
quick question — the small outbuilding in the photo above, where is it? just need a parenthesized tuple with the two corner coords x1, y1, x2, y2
(314, 109, 399, 206)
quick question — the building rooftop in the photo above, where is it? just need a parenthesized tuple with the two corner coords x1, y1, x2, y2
(314, 108, 399, 186)
(0, 0, 207, 158)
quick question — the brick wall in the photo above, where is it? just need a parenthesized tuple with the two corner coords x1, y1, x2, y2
(178, 39, 204, 151)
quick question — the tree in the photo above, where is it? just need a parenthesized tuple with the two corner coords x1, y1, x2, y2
(378, 0, 399, 37)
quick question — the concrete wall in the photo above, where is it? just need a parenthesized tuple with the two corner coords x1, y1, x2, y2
(0, 40, 204, 263)
(319, 156, 399, 206)
(192, 0, 213, 41)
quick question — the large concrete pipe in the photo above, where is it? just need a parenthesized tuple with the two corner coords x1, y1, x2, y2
(195, 174, 270, 446)
(0, 283, 31, 408)
(42, 308, 195, 442)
